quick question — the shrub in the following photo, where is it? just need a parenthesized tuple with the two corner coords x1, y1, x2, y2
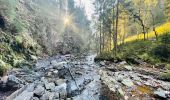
(0, 59, 9, 76)
(160, 71, 170, 81)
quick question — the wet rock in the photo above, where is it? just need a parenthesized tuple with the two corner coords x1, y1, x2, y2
(154, 88, 167, 98)
(75, 71, 83, 75)
(55, 79, 66, 86)
(31, 97, 39, 100)
(53, 70, 58, 76)
(118, 88, 124, 96)
(49, 92, 55, 100)
(46, 72, 53, 77)
(26, 83, 35, 92)
(40, 93, 49, 100)
(124, 65, 133, 71)
(36, 60, 50, 70)
(45, 82, 55, 91)
(100, 61, 105, 66)
(41, 77, 48, 83)
(7, 75, 24, 88)
(53, 92, 59, 99)
(60, 90, 67, 99)
(54, 82, 67, 92)
(117, 74, 124, 82)
(14, 91, 33, 100)
(119, 61, 127, 65)
(30, 55, 38, 61)
(122, 79, 134, 87)
(34, 85, 45, 97)
(53, 61, 67, 70)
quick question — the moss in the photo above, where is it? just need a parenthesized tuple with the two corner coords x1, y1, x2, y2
(160, 71, 170, 81)
(15, 35, 23, 44)
(0, 59, 10, 76)
(165, 64, 170, 70)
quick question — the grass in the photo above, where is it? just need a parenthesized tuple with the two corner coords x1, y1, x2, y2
(124, 22, 170, 42)
(160, 71, 170, 81)
(96, 33, 170, 65)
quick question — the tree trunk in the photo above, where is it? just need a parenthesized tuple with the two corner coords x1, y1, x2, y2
(114, 0, 119, 54)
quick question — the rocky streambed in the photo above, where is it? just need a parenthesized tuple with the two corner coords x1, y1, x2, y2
(0, 54, 170, 100)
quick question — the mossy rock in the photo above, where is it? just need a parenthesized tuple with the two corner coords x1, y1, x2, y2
(0, 59, 10, 76)
(15, 35, 23, 44)
(165, 64, 170, 70)
(160, 71, 170, 81)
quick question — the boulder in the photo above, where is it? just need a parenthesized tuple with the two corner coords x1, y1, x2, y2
(31, 97, 39, 100)
(45, 82, 55, 91)
(100, 61, 105, 66)
(26, 83, 35, 92)
(53, 61, 67, 70)
(53, 93, 59, 99)
(124, 65, 133, 71)
(55, 79, 67, 86)
(122, 79, 134, 87)
(54, 82, 67, 92)
(34, 85, 45, 97)
(7, 75, 24, 88)
(40, 93, 49, 100)
(154, 88, 167, 98)
(14, 91, 33, 100)
(118, 88, 124, 96)
(119, 61, 127, 65)
(59, 90, 67, 99)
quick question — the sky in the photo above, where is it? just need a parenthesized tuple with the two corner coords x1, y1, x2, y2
(74, 0, 95, 20)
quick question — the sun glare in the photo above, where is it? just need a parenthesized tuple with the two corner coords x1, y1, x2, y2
(64, 16, 71, 26)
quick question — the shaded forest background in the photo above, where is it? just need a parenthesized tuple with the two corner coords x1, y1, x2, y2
(0, 0, 91, 75)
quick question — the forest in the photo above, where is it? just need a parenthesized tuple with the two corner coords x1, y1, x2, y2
(0, 0, 170, 100)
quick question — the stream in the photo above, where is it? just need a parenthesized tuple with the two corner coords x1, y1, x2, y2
(0, 54, 170, 100)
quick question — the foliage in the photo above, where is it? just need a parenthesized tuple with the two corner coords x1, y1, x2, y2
(0, 59, 10, 76)
(96, 32, 170, 64)
(160, 71, 170, 81)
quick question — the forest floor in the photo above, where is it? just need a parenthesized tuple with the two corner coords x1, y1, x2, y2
(0, 54, 170, 100)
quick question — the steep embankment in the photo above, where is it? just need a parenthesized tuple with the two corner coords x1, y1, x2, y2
(0, 0, 63, 75)
(124, 22, 170, 42)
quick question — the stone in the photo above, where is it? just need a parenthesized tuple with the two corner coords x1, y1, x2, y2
(100, 61, 105, 66)
(119, 61, 127, 65)
(53, 93, 59, 99)
(34, 85, 45, 97)
(7, 75, 23, 88)
(55, 79, 66, 86)
(26, 83, 35, 92)
(154, 88, 167, 98)
(124, 65, 133, 71)
(40, 93, 49, 100)
(14, 91, 33, 100)
(36, 60, 50, 69)
(49, 92, 55, 100)
(122, 79, 134, 87)
(41, 77, 48, 83)
(45, 82, 55, 91)
(53, 61, 67, 70)
(118, 88, 124, 96)
(30, 55, 38, 61)
(53, 70, 58, 75)
(47, 72, 53, 77)
(31, 97, 39, 100)
(60, 90, 67, 99)
(117, 74, 124, 82)
(54, 82, 67, 92)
